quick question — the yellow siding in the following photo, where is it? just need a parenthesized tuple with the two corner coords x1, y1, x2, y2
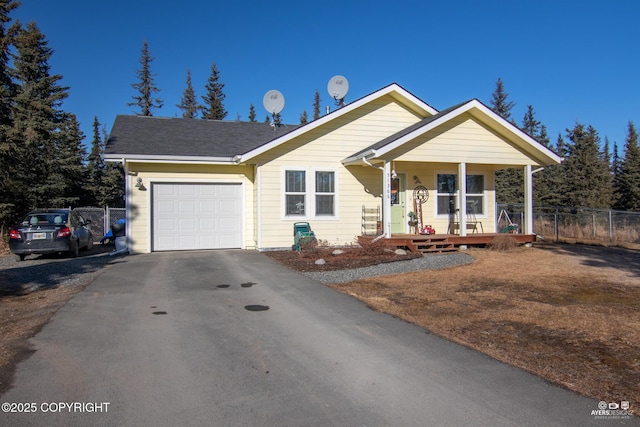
(254, 96, 422, 248)
(124, 95, 526, 252)
(127, 163, 255, 253)
(391, 113, 534, 166)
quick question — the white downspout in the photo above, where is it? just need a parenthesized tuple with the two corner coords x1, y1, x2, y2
(383, 161, 392, 238)
(256, 164, 262, 250)
(123, 159, 132, 254)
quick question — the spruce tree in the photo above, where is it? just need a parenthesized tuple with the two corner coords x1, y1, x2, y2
(521, 105, 540, 138)
(48, 113, 86, 207)
(313, 90, 321, 120)
(491, 78, 520, 204)
(177, 69, 200, 118)
(490, 77, 515, 121)
(534, 134, 567, 207)
(299, 110, 308, 124)
(563, 123, 612, 208)
(128, 40, 163, 116)
(611, 141, 622, 208)
(201, 62, 227, 120)
(613, 122, 640, 211)
(0, 1, 20, 228)
(538, 124, 550, 147)
(100, 125, 124, 207)
(9, 21, 70, 210)
(86, 116, 105, 205)
(248, 104, 256, 122)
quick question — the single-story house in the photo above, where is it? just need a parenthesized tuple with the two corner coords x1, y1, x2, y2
(104, 83, 561, 253)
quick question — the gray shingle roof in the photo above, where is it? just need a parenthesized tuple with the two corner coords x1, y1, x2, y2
(105, 115, 298, 158)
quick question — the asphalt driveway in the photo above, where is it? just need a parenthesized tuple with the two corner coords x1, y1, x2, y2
(1, 250, 633, 426)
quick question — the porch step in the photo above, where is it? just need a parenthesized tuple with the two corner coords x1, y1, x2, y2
(394, 236, 458, 254)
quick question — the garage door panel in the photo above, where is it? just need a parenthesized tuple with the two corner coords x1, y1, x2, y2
(178, 185, 196, 196)
(153, 183, 242, 251)
(198, 200, 215, 213)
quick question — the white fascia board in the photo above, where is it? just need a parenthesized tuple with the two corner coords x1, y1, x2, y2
(387, 85, 439, 116)
(465, 100, 562, 165)
(242, 83, 438, 162)
(103, 154, 238, 165)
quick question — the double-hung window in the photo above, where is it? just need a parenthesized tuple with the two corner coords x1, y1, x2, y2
(465, 175, 484, 215)
(315, 171, 335, 216)
(285, 170, 306, 216)
(284, 169, 336, 218)
(436, 173, 485, 215)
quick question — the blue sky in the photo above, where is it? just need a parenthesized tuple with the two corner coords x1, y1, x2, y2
(12, 0, 639, 153)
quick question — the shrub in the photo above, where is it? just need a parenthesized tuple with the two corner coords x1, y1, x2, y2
(356, 235, 393, 256)
(487, 234, 518, 251)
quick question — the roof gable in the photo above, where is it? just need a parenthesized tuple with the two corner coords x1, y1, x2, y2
(343, 99, 561, 167)
(239, 83, 438, 163)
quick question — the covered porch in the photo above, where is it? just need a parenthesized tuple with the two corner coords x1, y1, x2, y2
(344, 99, 562, 247)
(386, 233, 537, 254)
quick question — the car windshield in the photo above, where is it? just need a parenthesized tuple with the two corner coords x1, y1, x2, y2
(22, 213, 68, 226)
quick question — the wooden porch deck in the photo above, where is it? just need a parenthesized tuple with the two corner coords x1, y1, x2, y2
(387, 233, 537, 253)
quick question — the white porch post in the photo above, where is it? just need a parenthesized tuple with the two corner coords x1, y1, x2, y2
(524, 164, 533, 235)
(458, 162, 467, 236)
(383, 160, 392, 237)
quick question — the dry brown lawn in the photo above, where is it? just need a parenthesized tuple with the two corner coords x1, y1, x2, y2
(321, 242, 640, 414)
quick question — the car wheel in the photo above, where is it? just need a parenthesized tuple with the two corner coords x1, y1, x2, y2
(14, 254, 26, 262)
(68, 241, 79, 258)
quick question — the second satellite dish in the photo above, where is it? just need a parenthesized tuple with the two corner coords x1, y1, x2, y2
(327, 75, 349, 106)
(263, 90, 285, 115)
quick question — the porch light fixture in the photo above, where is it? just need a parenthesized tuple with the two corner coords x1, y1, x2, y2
(135, 177, 146, 191)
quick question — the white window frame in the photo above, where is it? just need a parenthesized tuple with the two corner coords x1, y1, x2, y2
(435, 170, 486, 218)
(283, 169, 307, 218)
(281, 167, 338, 220)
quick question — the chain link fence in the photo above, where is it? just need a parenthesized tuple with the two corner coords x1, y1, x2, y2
(57, 207, 126, 243)
(497, 204, 640, 245)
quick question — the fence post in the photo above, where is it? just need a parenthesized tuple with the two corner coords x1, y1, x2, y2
(609, 210, 613, 243)
(555, 206, 559, 241)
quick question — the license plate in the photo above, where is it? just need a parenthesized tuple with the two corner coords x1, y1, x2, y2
(32, 232, 46, 240)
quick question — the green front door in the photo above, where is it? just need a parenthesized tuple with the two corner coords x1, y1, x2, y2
(390, 174, 406, 234)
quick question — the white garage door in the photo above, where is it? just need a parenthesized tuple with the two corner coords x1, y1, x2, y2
(152, 183, 242, 251)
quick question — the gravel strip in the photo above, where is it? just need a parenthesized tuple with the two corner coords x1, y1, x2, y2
(303, 252, 475, 283)
(0, 246, 117, 295)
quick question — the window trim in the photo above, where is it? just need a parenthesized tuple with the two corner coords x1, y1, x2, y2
(435, 170, 487, 218)
(281, 167, 339, 220)
(284, 169, 307, 218)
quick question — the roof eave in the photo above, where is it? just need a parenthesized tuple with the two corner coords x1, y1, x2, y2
(342, 149, 377, 165)
(103, 153, 242, 165)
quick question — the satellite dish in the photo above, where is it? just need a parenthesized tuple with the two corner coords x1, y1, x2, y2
(327, 75, 349, 104)
(263, 90, 285, 115)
